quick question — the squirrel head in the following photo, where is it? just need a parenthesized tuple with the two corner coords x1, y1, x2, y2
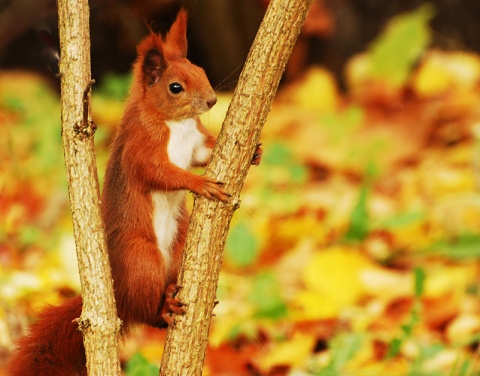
(132, 10, 217, 121)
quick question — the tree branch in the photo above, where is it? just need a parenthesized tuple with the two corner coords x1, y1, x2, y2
(57, 0, 121, 374)
(160, 0, 314, 374)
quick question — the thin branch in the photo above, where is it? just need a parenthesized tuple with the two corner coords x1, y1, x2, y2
(57, 0, 121, 374)
(160, 0, 314, 374)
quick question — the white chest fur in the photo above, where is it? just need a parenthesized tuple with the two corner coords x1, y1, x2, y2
(151, 190, 183, 269)
(165, 118, 206, 169)
(151, 118, 206, 269)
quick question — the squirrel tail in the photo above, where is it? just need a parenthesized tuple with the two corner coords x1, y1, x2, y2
(8, 295, 86, 376)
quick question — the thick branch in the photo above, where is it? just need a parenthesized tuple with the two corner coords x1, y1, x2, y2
(160, 0, 314, 374)
(57, 0, 121, 374)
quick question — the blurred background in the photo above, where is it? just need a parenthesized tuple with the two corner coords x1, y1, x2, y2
(1, 0, 480, 375)
(3, 0, 480, 87)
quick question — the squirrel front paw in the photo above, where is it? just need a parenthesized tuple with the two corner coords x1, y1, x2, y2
(194, 177, 231, 203)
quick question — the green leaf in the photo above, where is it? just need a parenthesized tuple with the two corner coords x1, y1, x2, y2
(387, 271, 425, 359)
(249, 272, 288, 320)
(226, 222, 260, 268)
(263, 142, 308, 185)
(449, 358, 471, 376)
(414, 267, 425, 299)
(3, 96, 24, 112)
(227, 321, 259, 342)
(344, 184, 370, 242)
(97, 73, 132, 100)
(290, 165, 308, 184)
(344, 162, 380, 242)
(376, 210, 425, 230)
(259, 187, 303, 215)
(125, 353, 158, 376)
(266, 142, 292, 166)
(18, 225, 43, 246)
(388, 337, 402, 358)
(407, 343, 445, 376)
(422, 234, 480, 259)
(321, 105, 364, 143)
(317, 333, 364, 374)
(369, 4, 434, 88)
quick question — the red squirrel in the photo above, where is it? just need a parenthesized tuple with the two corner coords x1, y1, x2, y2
(8, 10, 261, 376)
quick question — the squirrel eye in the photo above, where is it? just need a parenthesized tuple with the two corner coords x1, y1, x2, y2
(169, 82, 184, 94)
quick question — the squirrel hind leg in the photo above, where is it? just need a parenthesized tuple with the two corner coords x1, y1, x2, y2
(111, 236, 168, 327)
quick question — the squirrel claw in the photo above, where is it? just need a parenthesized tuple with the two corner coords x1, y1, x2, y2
(251, 143, 263, 166)
(201, 178, 231, 202)
(161, 284, 186, 327)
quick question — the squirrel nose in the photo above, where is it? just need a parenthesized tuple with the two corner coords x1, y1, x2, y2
(206, 95, 217, 109)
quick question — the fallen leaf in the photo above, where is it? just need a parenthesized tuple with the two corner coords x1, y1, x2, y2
(360, 268, 413, 300)
(446, 313, 480, 345)
(294, 247, 376, 319)
(257, 332, 315, 372)
(411, 50, 480, 98)
(279, 67, 340, 112)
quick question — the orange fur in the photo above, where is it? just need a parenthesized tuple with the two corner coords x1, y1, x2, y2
(8, 10, 227, 375)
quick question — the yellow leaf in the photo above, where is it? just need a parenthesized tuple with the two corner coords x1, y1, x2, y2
(422, 349, 465, 374)
(259, 332, 315, 371)
(293, 290, 338, 320)
(428, 166, 476, 195)
(344, 53, 373, 90)
(284, 67, 339, 111)
(294, 247, 375, 319)
(209, 310, 254, 348)
(412, 50, 480, 97)
(446, 313, 480, 344)
(424, 266, 475, 298)
(390, 219, 432, 251)
(91, 96, 124, 128)
(275, 214, 329, 246)
(360, 268, 413, 300)
(304, 247, 373, 303)
(343, 337, 376, 370)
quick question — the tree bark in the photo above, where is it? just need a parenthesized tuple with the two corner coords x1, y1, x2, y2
(57, 0, 121, 375)
(160, 0, 314, 374)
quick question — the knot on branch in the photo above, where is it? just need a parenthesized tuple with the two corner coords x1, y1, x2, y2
(74, 120, 97, 139)
(74, 315, 123, 335)
(75, 79, 97, 140)
(74, 316, 91, 333)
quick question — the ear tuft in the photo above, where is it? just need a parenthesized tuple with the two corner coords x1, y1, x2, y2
(143, 49, 164, 87)
(165, 9, 188, 58)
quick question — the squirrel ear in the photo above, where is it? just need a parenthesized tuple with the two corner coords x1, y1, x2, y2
(165, 9, 188, 58)
(143, 48, 165, 87)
